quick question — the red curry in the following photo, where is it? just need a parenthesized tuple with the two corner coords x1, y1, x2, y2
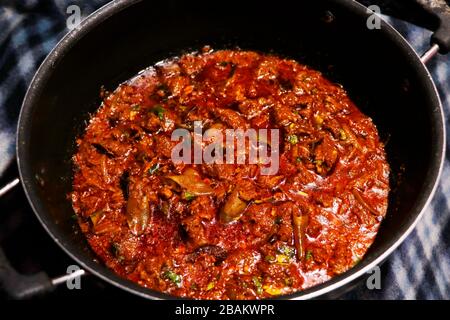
(71, 47, 389, 299)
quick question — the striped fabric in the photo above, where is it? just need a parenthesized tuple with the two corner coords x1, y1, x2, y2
(0, 0, 449, 299)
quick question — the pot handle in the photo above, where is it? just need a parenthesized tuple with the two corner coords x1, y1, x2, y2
(0, 248, 55, 299)
(0, 178, 20, 197)
(0, 178, 86, 299)
(415, 0, 450, 54)
(0, 178, 54, 298)
(362, 0, 450, 54)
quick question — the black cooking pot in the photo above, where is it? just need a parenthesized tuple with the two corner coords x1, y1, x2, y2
(0, 0, 448, 299)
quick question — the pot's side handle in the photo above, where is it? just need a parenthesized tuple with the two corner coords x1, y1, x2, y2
(360, 0, 450, 54)
(415, 0, 450, 53)
(0, 178, 20, 197)
(0, 178, 55, 299)
(0, 179, 86, 298)
(0, 247, 55, 299)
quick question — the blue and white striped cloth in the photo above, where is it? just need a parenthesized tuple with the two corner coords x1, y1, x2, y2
(0, 0, 449, 299)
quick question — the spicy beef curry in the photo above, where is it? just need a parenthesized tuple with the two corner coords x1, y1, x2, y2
(71, 48, 389, 299)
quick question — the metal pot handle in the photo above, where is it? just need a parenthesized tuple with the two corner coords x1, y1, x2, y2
(0, 178, 85, 299)
(362, 0, 450, 54)
(0, 178, 20, 197)
(407, 1, 449, 64)
(415, 0, 450, 54)
(0, 248, 55, 299)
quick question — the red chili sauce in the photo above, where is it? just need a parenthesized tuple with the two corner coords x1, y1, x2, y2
(71, 47, 389, 299)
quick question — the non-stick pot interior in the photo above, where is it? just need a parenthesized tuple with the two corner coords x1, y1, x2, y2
(18, 0, 442, 298)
